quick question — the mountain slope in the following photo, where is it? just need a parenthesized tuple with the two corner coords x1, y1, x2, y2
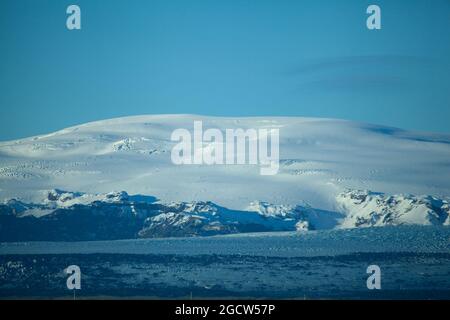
(0, 188, 448, 241)
(0, 115, 450, 240)
(1, 115, 450, 213)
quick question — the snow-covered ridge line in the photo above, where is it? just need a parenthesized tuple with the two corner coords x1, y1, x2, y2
(336, 190, 450, 228)
(0, 189, 448, 242)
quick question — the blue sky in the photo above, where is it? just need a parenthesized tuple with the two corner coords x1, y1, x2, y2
(0, 0, 449, 140)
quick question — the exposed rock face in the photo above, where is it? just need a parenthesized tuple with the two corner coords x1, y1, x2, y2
(0, 189, 449, 242)
(0, 192, 304, 241)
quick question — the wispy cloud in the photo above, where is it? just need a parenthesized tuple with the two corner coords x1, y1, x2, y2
(286, 55, 435, 76)
(296, 74, 411, 93)
(286, 55, 436, 93)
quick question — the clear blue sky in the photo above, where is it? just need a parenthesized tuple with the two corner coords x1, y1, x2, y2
(0, 0, 449, 140)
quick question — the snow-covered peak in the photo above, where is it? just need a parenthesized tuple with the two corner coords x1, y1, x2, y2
(43, 189, 130, 208)
(336, 190, 450, 228)
(246, 201, 306, 219)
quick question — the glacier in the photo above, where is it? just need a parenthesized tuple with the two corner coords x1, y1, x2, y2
(1, 115, 450, 299)
(1, 226, 449, 299)
(0, 115, 450, 240)
(1, 115, 450, 210)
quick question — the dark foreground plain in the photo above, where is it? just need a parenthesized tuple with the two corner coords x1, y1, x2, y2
(1, 226, 449, 299)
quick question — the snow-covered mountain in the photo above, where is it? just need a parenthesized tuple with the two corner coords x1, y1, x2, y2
(0, 189, 314, 241)
(336, 190, 450, 228)
(0, 115, 449, 240)
(0, 188, 448, 241)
